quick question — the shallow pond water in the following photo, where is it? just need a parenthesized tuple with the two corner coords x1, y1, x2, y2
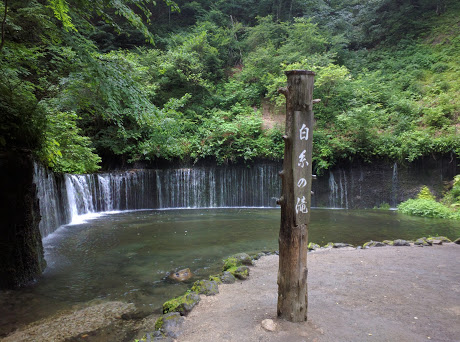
(1, 208, 459, 337)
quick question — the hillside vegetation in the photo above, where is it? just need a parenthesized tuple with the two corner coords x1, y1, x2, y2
(1, 0, 459, 173)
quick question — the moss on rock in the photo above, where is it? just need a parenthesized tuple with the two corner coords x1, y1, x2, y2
(191, 280, 219, 296)
(162, 292, 200, 315)
(222, 257, 239, 271)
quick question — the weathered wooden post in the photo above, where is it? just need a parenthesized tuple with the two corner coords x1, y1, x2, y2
(277, 70, 315, 322)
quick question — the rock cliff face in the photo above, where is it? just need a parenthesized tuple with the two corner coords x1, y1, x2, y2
(0, 150, 45, 289)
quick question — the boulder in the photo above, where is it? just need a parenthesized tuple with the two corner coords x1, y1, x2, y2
(168, 268, 193, 282)
(220, 271, 236, 284)
(308, 242, 320, 251)
(231, 253, 254, 266)
(427, 236, 452, 243)
(363, 241, 386, 248)
(192, 280, 219, 296)
(382, 240, 394, 246)
(430, 239, 443, 245)
(393, 239, 410, 246)
(162, 292, 200, 315)
(155, 312, 184, 339)
(333, 243, 353, 248)
(323, 242, 334, 248)
(231, 266, 250, 280)
(415, 238, 430, 247)
(454, 238, 460, 245)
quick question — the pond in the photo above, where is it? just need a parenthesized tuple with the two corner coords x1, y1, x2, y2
(1, 208, 459, 337)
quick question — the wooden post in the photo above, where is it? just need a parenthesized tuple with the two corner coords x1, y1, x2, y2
(277, 70, 315, 322)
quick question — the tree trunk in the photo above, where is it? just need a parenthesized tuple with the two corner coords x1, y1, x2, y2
(277, 70, 315, 322)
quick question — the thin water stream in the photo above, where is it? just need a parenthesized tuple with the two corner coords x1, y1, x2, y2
(1, 208, 459, 337)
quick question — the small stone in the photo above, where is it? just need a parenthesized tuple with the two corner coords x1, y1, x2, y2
(393, 239, 410, 246)
(221, 271, 236, 284)
(382, 240, 394, 246)
(261, 319, 277, 332)
(431, 239, 442, 245)
(324, 242, 334, 248)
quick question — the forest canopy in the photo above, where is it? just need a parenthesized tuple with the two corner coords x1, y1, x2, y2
(1, 0, 459, 173)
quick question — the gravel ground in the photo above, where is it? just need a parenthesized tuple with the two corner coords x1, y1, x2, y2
(178, 244, 460, 342)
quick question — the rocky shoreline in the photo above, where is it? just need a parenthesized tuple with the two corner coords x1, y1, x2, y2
(3, 236, 459, 342)
(139, 235, 460, 341)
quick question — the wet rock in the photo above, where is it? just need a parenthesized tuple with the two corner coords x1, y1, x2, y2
(192, 280, 219, 296)
(156, 312, 184, 339)
(363, 241, 386, 248)
(308, 242, 320, 251)
(168, 268, 193, 282)
(415, 238, 430, 246)
(231, 253, 254, 266)
(427, 236, 452, 243)
(162, 292, 200, 315)
(261, 319, 277, 332)
(232, 266, 250, 280)
(333, 243, 353, 248)
(454, 238, 460, 244)
(393, 239, 410, 246)
(221, 271, 236, 284)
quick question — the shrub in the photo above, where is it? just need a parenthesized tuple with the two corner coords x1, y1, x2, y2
(417, 186, 436, 200)
(398, 198, 457, 219)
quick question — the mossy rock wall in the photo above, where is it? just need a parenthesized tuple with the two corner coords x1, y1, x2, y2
(0, 150, 46, 288)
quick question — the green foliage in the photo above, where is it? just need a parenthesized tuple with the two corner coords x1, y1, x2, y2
(443, 175, 460, 209)
(398, 199, 459, 219)
(417, 186, 436, 200)
(398, 178, 460, 220)
(222, 257, 239, 271)
(2, 0, 459, 173)
(39, 111, 101, 173)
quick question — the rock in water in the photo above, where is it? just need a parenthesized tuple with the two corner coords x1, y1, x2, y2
(169, 268, 193, 282)
(261, 319, 277, 332)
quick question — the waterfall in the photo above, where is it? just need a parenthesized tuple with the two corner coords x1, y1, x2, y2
(34, 163, 282, 238)
(328, 170, 349, 209)
(391, 162, 399, 208)
(328, 171, 339, 208)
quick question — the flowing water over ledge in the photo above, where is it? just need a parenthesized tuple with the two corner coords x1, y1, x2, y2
(1, 208, 459, 337)
(34, 158, 458, 238)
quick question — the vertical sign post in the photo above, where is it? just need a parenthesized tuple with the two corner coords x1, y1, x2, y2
(277, 70, 315, 322)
